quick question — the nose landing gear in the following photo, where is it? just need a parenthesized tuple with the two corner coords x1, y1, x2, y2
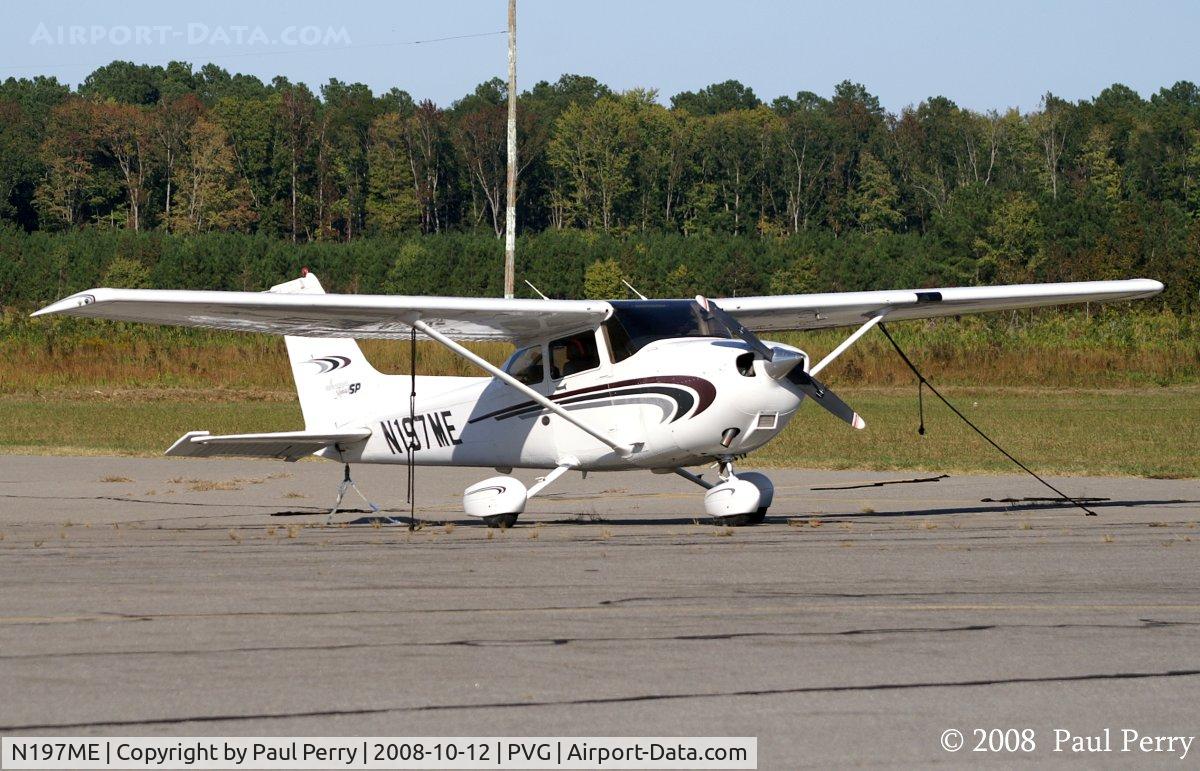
(674, 460, 774, 526)
(725, 470, 774, 526)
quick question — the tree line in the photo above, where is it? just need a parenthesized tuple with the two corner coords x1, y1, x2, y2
(0, 61, 1196, 309)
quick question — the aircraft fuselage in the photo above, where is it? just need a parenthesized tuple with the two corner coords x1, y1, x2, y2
(333, 337, 807, 472)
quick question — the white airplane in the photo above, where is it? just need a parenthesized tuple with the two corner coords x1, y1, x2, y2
(33, 273, 1162, 527)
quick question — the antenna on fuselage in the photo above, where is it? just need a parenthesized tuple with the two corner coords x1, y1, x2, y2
(523, 279, 549, 300)
(622, 280, 648, 300)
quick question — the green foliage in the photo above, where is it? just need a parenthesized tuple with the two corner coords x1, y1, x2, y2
(548, 99, 635, 231)
(768, 259, 818, 295)
(366, 113, 419, 235)
(849, 151, 902, 232)
(101, 256, 152, 288)
(670, 79, 761, 115)
(0, 227, 1182, 317)
(583, 257, 625, 299)
(976, 193, 1044, 283)
(0, 63, 1196, 310)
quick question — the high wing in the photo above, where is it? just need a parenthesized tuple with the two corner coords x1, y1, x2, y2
(32, 287, 610, 343)
(165, 429, 371, 462)
(715, 279, 1163, 332)
(33, 278, 1161, 340)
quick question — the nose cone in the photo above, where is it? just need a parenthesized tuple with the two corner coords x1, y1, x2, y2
(763, 348, 805, 380)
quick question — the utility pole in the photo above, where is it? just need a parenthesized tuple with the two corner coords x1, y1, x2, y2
(504, 0, 518, 299)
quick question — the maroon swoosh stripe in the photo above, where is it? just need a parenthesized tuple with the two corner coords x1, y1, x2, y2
(467, 376, 716, 424)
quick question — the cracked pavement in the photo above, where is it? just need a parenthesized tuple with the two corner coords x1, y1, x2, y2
(0, 455, 1198, 766)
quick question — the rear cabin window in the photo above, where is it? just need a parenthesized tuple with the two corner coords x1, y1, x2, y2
(505, 345, 545, 385)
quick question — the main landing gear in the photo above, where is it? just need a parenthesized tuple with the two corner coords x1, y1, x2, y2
(462, 464, 574, 528)
(461, 461, 773, 529)
(674, 460, 774, 526)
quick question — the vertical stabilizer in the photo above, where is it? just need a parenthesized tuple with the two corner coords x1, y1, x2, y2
(271, 272, 382, 431)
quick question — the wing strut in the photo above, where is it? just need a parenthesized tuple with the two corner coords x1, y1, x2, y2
(809, 313, 887, 376)
(411, 320, 637, 458)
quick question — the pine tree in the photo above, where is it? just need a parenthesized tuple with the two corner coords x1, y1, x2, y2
(583, 258, 624, 299)
(365, 113, 418, 235)
(850, 151, 901, 232)
(1080, 126, 1121, 204)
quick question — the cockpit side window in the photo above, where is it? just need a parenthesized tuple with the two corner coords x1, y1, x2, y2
(504, 345, 545, 385)
(604, 317, 637, 363)
(549, 330, 600, 379)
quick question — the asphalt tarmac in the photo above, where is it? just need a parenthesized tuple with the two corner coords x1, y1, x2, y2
(0, 455, 1198, 767)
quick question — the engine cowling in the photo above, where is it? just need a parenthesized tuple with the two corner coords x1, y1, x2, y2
(463, 476, 528, 518)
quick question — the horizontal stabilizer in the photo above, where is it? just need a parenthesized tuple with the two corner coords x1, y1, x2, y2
(165, 428, 372, 462)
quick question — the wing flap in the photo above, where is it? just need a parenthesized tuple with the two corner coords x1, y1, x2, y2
(166, 428, 372, 462)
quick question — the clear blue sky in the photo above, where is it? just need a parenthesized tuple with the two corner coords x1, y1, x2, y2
(3, 0, 1198, 112)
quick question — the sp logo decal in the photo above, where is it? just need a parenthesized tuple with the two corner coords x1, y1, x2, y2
(306, 355, 351, 374)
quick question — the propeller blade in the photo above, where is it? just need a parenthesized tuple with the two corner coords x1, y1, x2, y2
(788, 369, 867, 430)
(696, 295, 775, 361)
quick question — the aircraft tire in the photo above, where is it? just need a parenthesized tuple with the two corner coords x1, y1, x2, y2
(482, 512, 520, 529)
(713, 508, 767, 527)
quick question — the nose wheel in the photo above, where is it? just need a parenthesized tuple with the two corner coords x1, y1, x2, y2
(481, 512, 520, 529)
(673, 462, 774, 525)
(713, 508, 768, 527)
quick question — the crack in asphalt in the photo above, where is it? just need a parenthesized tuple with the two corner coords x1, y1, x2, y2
(3, 619, 1195, 661)
(4, 668, 1198, 732)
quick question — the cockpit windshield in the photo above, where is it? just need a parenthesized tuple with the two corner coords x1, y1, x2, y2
(606, 300, 733, 363)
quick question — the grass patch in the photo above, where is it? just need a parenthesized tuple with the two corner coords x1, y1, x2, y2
(755, 386, 1200, 478)
(0, 387, 1195, 479)
(0, 397, 300, 456)
(188, 479, 244, 492)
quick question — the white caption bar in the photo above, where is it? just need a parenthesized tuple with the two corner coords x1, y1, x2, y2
(1, 737, 756, 770)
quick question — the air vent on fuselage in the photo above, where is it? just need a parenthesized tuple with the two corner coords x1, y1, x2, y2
(736, 352, 756, 377)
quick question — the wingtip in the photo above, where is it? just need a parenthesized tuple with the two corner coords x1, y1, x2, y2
(31, 294, 93, 318)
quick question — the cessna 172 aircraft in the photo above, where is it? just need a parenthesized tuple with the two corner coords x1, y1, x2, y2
(33, 273, 1162, 527)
